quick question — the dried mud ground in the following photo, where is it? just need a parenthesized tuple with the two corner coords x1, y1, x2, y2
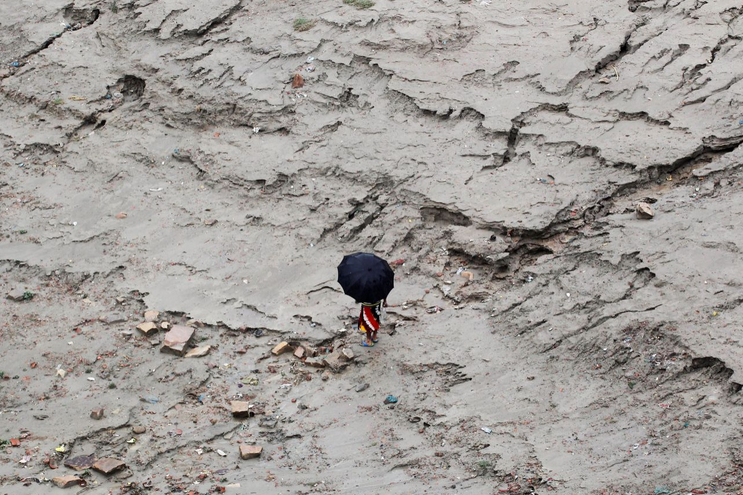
(2, 0, 743, 494)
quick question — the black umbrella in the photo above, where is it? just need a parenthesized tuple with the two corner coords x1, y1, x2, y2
(337, 252, 394, 303)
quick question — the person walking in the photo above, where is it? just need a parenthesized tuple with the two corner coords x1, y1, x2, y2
(337, 253, 394, 348)
(359, 298, 387, 347)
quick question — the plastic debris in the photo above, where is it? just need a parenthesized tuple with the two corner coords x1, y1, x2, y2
(383, 395, 398, 404)
(481, 427, 492, 434)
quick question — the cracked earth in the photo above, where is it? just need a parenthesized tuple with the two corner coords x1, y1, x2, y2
(2, 0, 743, 494)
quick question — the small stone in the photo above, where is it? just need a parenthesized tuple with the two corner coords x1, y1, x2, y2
(92, 457, 126, 474)
(160, 321, 171, 330)
(6, 288, 27, 302)
(636, 202, 654, 219)
(144, 310, 159, 322)
(293, 346, 305, 359)
(321, 371, 331, 381)
(356, 383, 370, 393)
(460, 270, 474, 281)
(115, 296, 125, 304)
(161, 325, 195, 356)
(204, 219, 218, 226)
(239, 445, 263, 459)
(231, 401, 251, 418)
(132, 425, 146, 434)
(136, 322, 158, 335)
(304, 347, 318, 358)
(304, 357, 325, 368)
(271, 342, 291, 356)
(9, 438, 20, 447)
(90, 408, 105, 420)
(341, 348, 354, 361)
(52, 475, 82, 488)
(57, 369, 66, 378)
(115, 212, 127, 219)
(185, 345, 211, 358)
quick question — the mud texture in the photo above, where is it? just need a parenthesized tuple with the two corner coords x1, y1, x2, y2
(2, 0, 743, 494)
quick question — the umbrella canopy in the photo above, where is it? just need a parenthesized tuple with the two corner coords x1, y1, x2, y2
(337, 252, 394, 303)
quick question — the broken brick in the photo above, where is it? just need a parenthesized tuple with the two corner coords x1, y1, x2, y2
(136, 322, 158, 335)
(52, 475, 83, 488)
(161, 325, 195, 356)
(239, 445, 263, 459)
(271, 342, 291, 356)
(92, 457, 126, 474)
(90, 408, 105, 420)
(231, 401, 252, 418)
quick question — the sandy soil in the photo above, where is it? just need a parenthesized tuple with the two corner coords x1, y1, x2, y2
(2, 0, 743, 494)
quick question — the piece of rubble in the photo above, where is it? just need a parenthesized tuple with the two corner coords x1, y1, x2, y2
(136, 322, 158, 335)
(132, 425, 146, 434)
(341, 348, 354, 361)
(161, 321, 171, 330)
(64, 455, 96, 470)
(292, 73, 304, 88)
(161, 325, 195, 356)
(92, 457, 126, 474)
(321, 371, 331, 381)
(304, 347, 318, 357)
(144, 310, 159, 322)
(271, 342, 291, 356)
(323, 350, 350, 371)
(294, 346, 305, 359)
(52, 475, 83, 488)
(239, 445, 263, 459)
(6, 289, 28, 302)
(231, 401, 252, 418)
(185, 345, 211, 358)
(90, 408, 105, 420)
(636, 202, 654, 219)
(304, 357, 326, 368)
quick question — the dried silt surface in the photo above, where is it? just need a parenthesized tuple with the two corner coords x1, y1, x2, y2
(1, 0, 743, 493)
